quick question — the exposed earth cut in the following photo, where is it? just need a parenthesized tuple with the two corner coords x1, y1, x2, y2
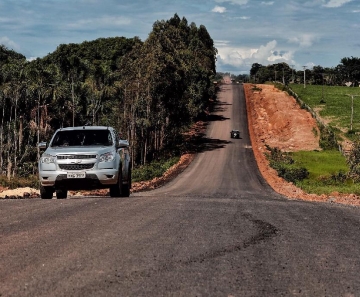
(2, 83, 360, 206)
(244, 83, 359, 206)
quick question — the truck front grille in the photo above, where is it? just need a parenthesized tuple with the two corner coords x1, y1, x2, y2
(57, 154, 97, 160)
(59, 164, 95, 170)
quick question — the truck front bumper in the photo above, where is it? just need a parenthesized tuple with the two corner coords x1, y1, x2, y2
(39, 169, 119, 190)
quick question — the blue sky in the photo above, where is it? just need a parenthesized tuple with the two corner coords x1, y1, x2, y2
(0, 0, 359, 74)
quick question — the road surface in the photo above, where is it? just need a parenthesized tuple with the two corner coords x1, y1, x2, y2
(1, 83, 360, 296)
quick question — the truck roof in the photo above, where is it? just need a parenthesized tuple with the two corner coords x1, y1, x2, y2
(57, 126, 113, 131)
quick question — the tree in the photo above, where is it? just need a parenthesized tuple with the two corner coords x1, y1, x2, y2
(339, 56, 360, 86)
(116, 14, 217, 165)
(25, 59, 54, 159)
(83, 61, 116, 125)
(250, 63, 263, 81)
(347, 139, 360, 181)
(1, 59, 27, 177)
(0, 15, 217, 173)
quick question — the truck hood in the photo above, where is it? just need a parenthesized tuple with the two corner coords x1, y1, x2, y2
(43, 146, 114, 156)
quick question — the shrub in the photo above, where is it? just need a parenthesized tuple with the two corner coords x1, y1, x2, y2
(265, 145, 293, 164)
(317, 170, 348, 185)
(265, 145, 308, 183)
(346, 129, 357, 135)
(132, 157, 180, 182)
(276, 166, 309, 183)
(0, 174, 39, 189)
(319, 125, 338, 150)
(347, 139, 360, 182)
(251, 85, 262, 92)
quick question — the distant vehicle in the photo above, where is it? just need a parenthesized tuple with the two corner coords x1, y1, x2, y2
(38, 126, 131, 199)
(230, 130, 240, 139)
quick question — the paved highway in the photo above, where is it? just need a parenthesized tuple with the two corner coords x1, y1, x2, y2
(1, 83, 360, 296)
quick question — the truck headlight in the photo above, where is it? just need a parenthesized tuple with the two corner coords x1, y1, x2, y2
(100, 151, 115, 162)
(41, 154, 56, 164)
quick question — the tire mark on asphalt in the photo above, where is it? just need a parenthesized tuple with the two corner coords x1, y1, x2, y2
(112, 213, 279, 281)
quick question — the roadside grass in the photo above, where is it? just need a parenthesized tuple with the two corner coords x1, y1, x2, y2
(262, 84, 360, 195)
(290, 84, 360, 137)
(266, 147, 360, 195)
(289, 150, 360, 195)
(0, 174, 39, 190)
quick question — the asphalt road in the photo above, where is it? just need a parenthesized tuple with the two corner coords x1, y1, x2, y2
(1, 83, 360, 297)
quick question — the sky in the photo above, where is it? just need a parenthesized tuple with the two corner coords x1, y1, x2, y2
(0, 0, 359, 74)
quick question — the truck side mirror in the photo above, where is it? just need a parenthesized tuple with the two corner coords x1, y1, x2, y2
(118, 139, 129, 148)
(38, 142, 48, 150)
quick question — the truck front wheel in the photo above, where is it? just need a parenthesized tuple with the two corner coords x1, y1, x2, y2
(56, 189, 68, 199)
(40, 185, 54, 199)
(110, 172, 122, 197)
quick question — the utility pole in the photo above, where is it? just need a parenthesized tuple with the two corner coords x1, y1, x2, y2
(302, 66, 307, 88)
(290, 65, 295, 83)
(322, 73, 325, 101)
(37, 99, 40, 160)
(71, 77, 75, 127)
(346, 94, 360, 131)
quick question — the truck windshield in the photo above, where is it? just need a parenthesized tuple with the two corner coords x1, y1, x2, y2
(51, 130, 113, 147)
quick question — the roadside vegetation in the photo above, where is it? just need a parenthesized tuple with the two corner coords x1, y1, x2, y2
(265, 83, 360, 196)
(0, 14, 217, 188)
(132, 157, 180, 182)
(290, 84, 360, 139)
(266, 147, 359, 195)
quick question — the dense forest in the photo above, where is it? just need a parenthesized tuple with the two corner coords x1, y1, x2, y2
(0, 14, 217, 179)
(248, 57, 360, 86)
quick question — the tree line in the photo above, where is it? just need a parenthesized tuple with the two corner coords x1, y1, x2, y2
(0, 14, 217, 179)
(249, 57, 360, 86)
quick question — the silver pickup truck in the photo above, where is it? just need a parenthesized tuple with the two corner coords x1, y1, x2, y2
(38, 126, 131, 199)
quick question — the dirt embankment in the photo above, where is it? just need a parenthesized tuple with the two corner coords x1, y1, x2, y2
(244, 83, 360, 206)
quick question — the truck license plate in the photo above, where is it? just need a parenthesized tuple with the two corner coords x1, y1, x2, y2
(67, 172, 86, 178)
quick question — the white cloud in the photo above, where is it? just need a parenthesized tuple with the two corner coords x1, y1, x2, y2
(226, 16, 250, 20)
(322, 0, 352, 8)
(303, 0, 325, 7)
(66, 16, 131, 29)
(215, 40, 231, 46)
(216, 45, 254, 68)
(261, 1, 274, 5)
(252, 40, 285, 62)
(215, 40, 295, 71)
(215, 0, 248, 5)
(288, 34, 316, 47)
(0, 36, 20, 52)
(212, 6, 227, 13)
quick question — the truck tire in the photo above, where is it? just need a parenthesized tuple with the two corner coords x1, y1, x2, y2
(110, 171, 122, 197)
(40, 185, 53, 199)
(121, 168, 131, 197)
(121, 181, 130, 197)
(56, 189, 68, 199)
